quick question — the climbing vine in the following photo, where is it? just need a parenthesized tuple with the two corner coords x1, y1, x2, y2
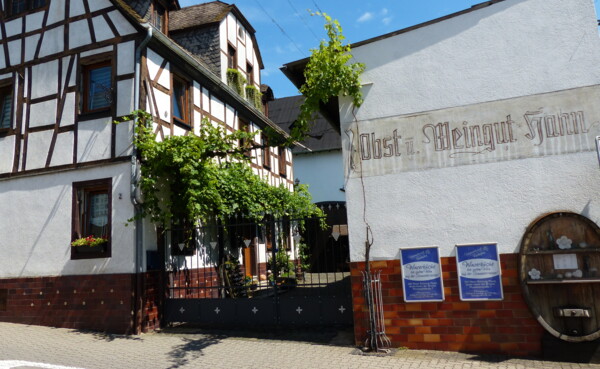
(122, 110, 323, 229)
(292, 12, 365, 141)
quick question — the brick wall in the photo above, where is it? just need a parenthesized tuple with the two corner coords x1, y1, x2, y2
(350, 253, 544, 357)
(0, 272, 162, 334)
(142, 271, 161, 333)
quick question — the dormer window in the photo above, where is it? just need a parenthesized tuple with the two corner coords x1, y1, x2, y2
(227, 45, 237, 70)
(5, 0, 47, 17)
(246, 63, 254, 86)
(151, 1, 166, 33)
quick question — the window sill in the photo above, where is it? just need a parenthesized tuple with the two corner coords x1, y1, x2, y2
(0, 128, 12, 137)
(173, 118, 191, 130)
(71, 243, 111, 260)
(78, 109, 111, 121)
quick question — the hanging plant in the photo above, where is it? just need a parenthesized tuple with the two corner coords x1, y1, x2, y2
(226, 68, 246, 97)
(291, 12, 365, 143)
(245, 85, 263, 111)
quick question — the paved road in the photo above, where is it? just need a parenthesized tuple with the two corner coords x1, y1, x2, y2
(1, 322, 599, 369)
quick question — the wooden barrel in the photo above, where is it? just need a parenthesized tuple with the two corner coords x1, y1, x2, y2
(519, 212, 600, 342)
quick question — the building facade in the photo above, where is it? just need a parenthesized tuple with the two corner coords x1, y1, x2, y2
(0, 0, 293, 333)
(282, 0, 600, 358)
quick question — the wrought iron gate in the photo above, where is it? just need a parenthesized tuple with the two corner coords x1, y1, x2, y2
(162, 203, 352, 328)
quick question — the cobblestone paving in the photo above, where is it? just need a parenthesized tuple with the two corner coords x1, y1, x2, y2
(1, 322, 600, 369)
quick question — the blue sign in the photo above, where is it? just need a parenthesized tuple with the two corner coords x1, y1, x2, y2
(455, 243, 503, 301)
(400, 246, 444, 302)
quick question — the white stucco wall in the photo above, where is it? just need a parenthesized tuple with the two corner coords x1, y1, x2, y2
(294, 150, 346, 203)
(341, 0, 600, 261)
(0, 163, 136, 278)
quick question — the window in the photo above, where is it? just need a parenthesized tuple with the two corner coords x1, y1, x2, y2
(0, 83, 12, 130)
(72, 178, 112, 259)
(246, 63, 254, 86)
(261, 134, 270, 168)
(278, 147, 287, 177)
(81, 61, 112, 114)
(5, 0, 46, 17)
(239, 118, 251, 156)
(151, 2, 166, 32)
(172, 74, 189, 126)
(227, 45, 237, 70)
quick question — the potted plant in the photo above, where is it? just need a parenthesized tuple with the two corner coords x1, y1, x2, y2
(71, 235, 108, 254)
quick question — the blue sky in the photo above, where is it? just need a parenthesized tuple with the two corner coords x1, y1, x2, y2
(179, 0, 600, 99)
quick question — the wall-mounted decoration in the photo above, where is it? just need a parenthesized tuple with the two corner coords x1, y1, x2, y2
(400, 246, 444, 302)
(455, 243, 503, 301)
(519, 211, 600, 342)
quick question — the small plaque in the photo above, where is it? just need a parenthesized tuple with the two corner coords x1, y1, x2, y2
(552, 254, 578, 270)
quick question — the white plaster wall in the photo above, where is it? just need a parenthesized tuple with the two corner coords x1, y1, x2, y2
(24, 34, 40, 62)
(68, 19, 91, 50)
(294, 150, 345, 203)
(211, 95, 225, 122)
(107, 10, 137, 36)
(341, 0, 600, 261)
(7, 40, 20, 66)
(117, 41, 135, 76)
(25, 130, 53, 170)
(153, 87, 171, 121)
(50, 131, 74, 167)
(0, 162, 136, 277)
(227, 14, 236, 46)
(30, 60, 58, 100)
(0, 135, 15, 173)
(46, 0, 65, 25)
(347, 151, 600, 260)
(342, 0, 600, 125)
(92, 15, 115, 43)
(25, 12, 45, 33)
(193, 82, 201, 108)
(29, 100, 57, 127)
(116, 78, 134, 116)
(69, 0, 86, 17)
(4, 19, 21, 38)
(88, 0, 112, 12)
(77, 117, 112, 162)
(39, 26, 64, 59)
(60, 92, 76, 127)
(202, 88, 210, 111)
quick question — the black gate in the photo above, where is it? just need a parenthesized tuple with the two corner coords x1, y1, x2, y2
(162, 202, 352, 328)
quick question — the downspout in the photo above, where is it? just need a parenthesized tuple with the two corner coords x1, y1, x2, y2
(132, 25, 153, 334)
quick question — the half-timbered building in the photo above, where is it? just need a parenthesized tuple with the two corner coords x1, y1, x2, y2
(0, 0, 293, 333)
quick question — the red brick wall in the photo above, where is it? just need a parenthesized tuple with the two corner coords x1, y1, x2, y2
(168, 267, 221, 298)
(0, 272, 162, 334)
(141, 271, 161, 333)
(350, 253, 544, 357)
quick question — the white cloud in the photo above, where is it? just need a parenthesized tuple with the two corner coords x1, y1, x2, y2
(357, 12, 374, 23)
(380, 8, 388, 16)
(382, 17, 393, 26)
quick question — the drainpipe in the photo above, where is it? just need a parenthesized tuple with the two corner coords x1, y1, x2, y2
(132, 25, 153, 334)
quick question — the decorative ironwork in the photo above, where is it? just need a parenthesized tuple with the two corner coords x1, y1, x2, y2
(362, 270, 391, 352)
(162, 209, 352, 328)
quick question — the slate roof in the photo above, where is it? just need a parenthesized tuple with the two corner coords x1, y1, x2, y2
(168, 1, 263, 69)
(268, 96, 341, 154)
(169, 1, 231, 32)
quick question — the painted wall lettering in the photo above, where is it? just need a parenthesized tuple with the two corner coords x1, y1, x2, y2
(346, 85, 600, 178)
